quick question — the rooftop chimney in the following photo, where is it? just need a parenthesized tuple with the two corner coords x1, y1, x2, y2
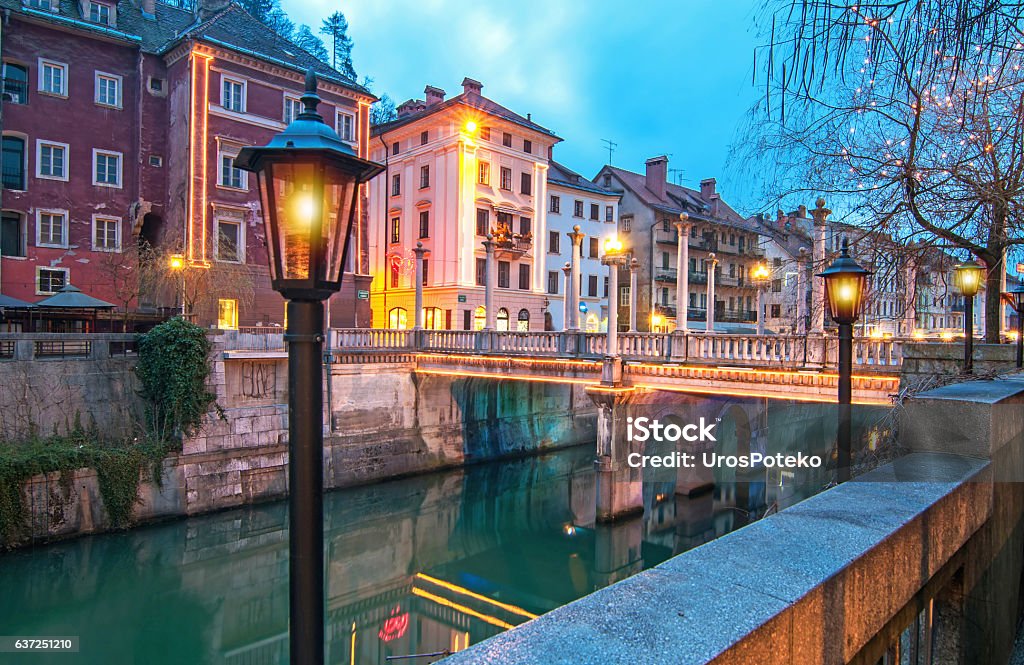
(424, 85, 445, 107)
(462, 77, 483, 96)
(700, 178, 717, 200)
(397, 99, 426, 118)
(645, 156, 668, 200)
(196, 0, 231, 20)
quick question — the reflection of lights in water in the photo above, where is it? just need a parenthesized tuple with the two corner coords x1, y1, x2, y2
(562, 524, 576, 536)
(654, 493, 667, 503)
(377, 605, 409, 642)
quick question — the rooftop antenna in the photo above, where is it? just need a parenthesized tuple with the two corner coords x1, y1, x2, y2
(601, 138, 618, 164)
(668, 168, 685, 186)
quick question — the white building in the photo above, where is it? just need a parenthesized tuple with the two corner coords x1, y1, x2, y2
(367, 78, 560, 331)
(544, 162, 620, 331)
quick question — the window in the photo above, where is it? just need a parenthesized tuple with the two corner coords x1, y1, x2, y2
(476, 209, 489, 236)
(517, 309, 530, 331)
(471, 306, 485, 330)
(423, 307, 443, 329)
(25, 0, 53, 9)
(771, 279, 783, 293)
(478, 162, 490, 185)
(149, 155, 163, 167)
(550, 195, 560, 213)
(218, 299, 239, 330)
(497, 261, 510, 288)
(284, 96, 302, 124)
(547, 271, 559, 294)
(622, 216, 632, 233)
(603, 277, 609, 297)
(548, 230, 559, 254)
(730, 234, 736, 246)
(390, 216, 400, 244)
(589, 204, 599, 220)
(620, 285, 630, 307)
(2, 62, 28, 104)
(419, 164, 429, 189)
(523, 139, 532, 154)
(391, 142, 399, 156)
(93, 149, 122, 187)
(771, 304, 782, 318)
(222, 77, 244, 112)
(391, 173, 401, 196)
(500, 167, 512, 190)
(36, 140, 68, 180)
(520, 172, 532, 195)
(2, 136, 25, 190)
(92, 215, 120, 252)
(502, 132, 512, 147)
(661, 252, 670, 269)
(588, 275, 598, 297)
(418, 210, 429, 238)
(573, 200, 584, 218)
(475, 258, 486, 286)
(148, 77, 164, 92)
(219, 145, 246, 189)
(390, 262, 399, 288)
(518, 264, 530, 290)
(388, 307, 408, 329)
(95, 72, 121, 107)
(496, 211, 513, 231)
(497, 307, 510, 331)
(88, 1, 111, 24)
(38, 59, 67, 96)
(606, 206, 614, 222)
(36, 209, 67, 248)
(215, 211, 245, 262)
(420, 131, 428, 145)
(1, 212, 25, 257)
(36, 267, 67, 295)
(589, 237, 598, 258)
(519, 217, 531, 236)
(336, 111, 354, 141)
(480, 127, 490, 141)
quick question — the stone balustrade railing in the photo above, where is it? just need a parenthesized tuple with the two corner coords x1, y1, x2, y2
(0, 333, 139, 360)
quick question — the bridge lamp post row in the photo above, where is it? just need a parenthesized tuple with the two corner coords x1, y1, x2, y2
(751, 262, 771, 336)
(236, 70, 385, 665)
(1003, 285, 1024, 369)
(953, 260, 983, 374)
(818, 237, 871, 484)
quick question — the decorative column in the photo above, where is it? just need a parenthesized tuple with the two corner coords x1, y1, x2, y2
(483, 234, 496, 330)
(674, 213, 691, 332)
(756, 285, 765, 336)
(796, 247, 808, 334)
(413, 242, 427, 330)
(903, 252, 917, 336)
(562, 262, 572, 331)
(628, 258, 639, 333)
(811, 198, 830, 333)
(706, 252, 718, 333)
(602, 251, 627, 360)
(567, 225, 585, 331)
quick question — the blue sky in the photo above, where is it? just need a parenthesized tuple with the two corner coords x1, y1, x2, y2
(282, 0, 765, 213)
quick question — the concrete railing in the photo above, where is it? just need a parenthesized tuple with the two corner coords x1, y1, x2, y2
(0, 333, 139, 360)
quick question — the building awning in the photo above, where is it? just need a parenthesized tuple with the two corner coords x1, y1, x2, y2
(34, 284, 116, 309)
(0, 294, 35, 309)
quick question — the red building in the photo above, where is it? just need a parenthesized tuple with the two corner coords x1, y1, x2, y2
(0, 0, 376, 329)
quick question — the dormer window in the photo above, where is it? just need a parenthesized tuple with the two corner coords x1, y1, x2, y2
(24, 0, 53, 11)
(88, 1, 111, 25)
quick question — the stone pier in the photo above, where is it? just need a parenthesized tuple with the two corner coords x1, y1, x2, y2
(587, 385, 643, 522)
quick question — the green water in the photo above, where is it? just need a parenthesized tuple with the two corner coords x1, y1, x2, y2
(0, 399, 879, 664)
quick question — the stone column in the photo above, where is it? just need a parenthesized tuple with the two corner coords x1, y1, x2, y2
(562, 262, 572, 331)
(413, 242, 427, 330)
(588, 386, 643, 522)
(903, 254, 917, 336)
(706, 252, 718, 333)
(628, 258, 639, 333)
(483, 235, 496, 330)
(603, 254, 625, 358)
(567, 225, 585, 331)
(674, 213, 691, 332)
(811, 198, 830, 333)
(796, 247, 808, 334)
(756, 285, 765, 336)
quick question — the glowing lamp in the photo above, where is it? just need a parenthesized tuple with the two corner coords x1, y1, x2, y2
(953, 259, 984, 298)
(603, 236, 623, 255)
(751, 263, 771, 282)
(817, 237, 871, 325)
(169, 254, 185, 270)
(236, 69, 384, 301)
(651, 313, 665, 327)
(464, 120, 478, 134)
(1002, 285, 1024, 313)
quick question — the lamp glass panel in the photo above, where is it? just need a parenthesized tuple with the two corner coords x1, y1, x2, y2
(322, 163, 357, 283)
(267, 161, 319, 281)
(257, 170, 280, 282)
(824, 272, 867, 324)
(954, 265, 983, 297)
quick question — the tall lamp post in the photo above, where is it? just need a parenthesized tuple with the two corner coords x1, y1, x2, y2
(236, 70, 384, 665)
(169, 254, 186, 316)
(1003, 285, 1024, 368)
(817, 237, 870, 483)
(953, 259, 983, 374)
(601, 236, 627, 356)
(751, 262, 771, 335)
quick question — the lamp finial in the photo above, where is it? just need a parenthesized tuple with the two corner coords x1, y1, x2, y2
(298, 68, 323, 122)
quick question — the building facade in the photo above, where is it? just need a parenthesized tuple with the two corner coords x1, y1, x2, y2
(543, 161, 619, 331)
(367, 78, 559, 331)
(0, 0, 374, 329)
(595, 157, 765, 332)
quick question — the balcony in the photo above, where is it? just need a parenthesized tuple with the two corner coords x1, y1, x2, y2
(2, 78, 27, 104)
(491, 225, 532, 258)
(654, 269, 677, 282)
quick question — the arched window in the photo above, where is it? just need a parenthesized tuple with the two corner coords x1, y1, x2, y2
(473, 306, 486, 331)
(516, 309, 530, 332)
(585, 313, 599, 332)
(423, 307, 443, 330)
(2, 135, 25, 190)
(2, 62, 28, 104)
(388, 307, 408, 330)
(497, 307, 510, 331)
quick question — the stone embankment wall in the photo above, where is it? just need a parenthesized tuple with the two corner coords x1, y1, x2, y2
(900, 341, 1018, 388)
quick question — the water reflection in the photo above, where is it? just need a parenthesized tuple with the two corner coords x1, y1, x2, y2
(0, 400, 880, 664)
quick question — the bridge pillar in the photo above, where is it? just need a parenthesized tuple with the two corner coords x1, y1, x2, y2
(593, 517, 644, 587)
(567, 225, 585, 331)
(587, 386, 643, 522)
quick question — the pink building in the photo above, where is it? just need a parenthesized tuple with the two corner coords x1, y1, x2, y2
(0, 0, 375, 329)
(367, 78, 560, 331)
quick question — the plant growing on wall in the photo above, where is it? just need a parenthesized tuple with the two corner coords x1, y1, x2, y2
(136, 317, 221, 442)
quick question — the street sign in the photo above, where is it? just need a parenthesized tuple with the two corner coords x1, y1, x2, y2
(356, 290, 369, 300)
(458, 295, 467, 303)
(579, 302, 588, 314)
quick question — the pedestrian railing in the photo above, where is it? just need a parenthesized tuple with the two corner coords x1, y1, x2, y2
(0, 333, 138, 360)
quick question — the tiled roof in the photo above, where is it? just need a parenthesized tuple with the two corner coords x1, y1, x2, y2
(601, 165, 756, 232)
(372, 90, 560, 139)
(547, 161, 618, 197)
(2, 0, 367, 94)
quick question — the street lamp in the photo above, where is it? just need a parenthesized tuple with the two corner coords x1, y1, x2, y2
(751, 262, 771, 335)
(817, 237, 871, 483)
(1002, 285, 1024, 368)
(601, 236, 627, 358)
(954, 259, 984, 374)
(169, 254, 185, 316)
(235, 69, 383, 665)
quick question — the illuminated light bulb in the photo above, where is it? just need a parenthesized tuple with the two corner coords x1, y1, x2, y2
(838, 284, 855, 302)
(294, 193, 316, 228)
(464, 120, 478, 134)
